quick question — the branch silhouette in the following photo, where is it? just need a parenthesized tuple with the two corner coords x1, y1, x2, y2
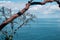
(14, 13, 35, 34)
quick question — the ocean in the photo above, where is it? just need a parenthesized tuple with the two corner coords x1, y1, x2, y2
(0, 18, 60, 40)
(14, 18, 60, 40)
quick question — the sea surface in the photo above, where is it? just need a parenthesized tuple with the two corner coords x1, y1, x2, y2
(0, 18, 60, 40)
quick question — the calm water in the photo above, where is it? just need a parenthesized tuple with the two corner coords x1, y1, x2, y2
(14, 18, 60, 40)
(0, 18, 60, 40)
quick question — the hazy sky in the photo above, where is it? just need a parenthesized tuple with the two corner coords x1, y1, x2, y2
(0, 0, 60, 18)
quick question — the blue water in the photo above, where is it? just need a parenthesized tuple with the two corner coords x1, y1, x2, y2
(0, 18, 60, 40)
(13, 18, 60, 40)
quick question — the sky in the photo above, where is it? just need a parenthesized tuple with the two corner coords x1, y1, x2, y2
(0, 0, 60, 18)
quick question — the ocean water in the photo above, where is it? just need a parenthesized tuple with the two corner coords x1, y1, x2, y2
(0, 18, 60, 40)
(13, 18, 60, 40)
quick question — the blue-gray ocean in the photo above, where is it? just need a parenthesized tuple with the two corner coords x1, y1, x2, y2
(0, 18, 60, 40)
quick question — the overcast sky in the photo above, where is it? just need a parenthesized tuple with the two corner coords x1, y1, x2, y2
(0, 0, 60, 18)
